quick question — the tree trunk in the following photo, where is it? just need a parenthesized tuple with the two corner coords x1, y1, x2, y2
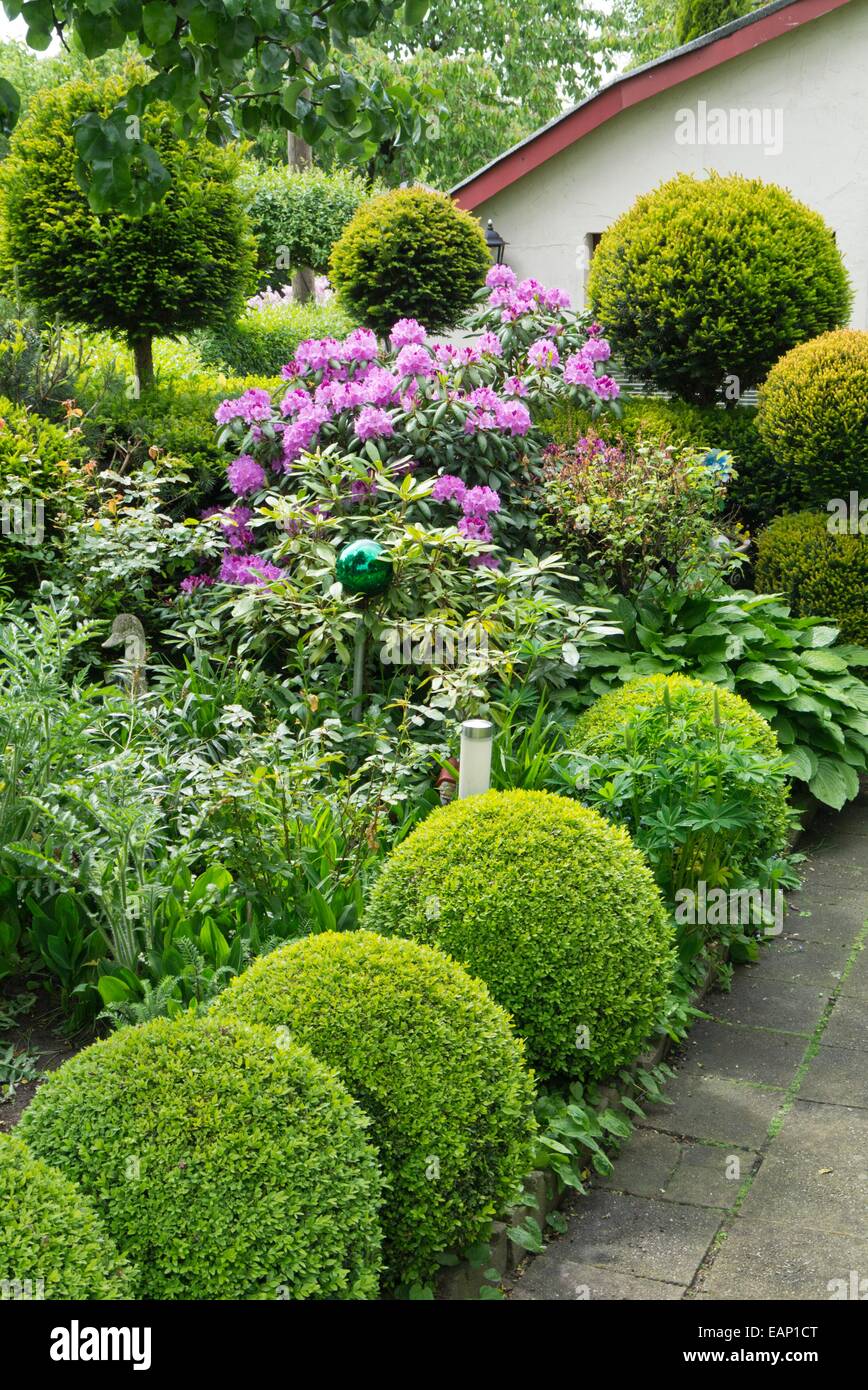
(130, 335, 154, 395)
(287, 126, 315, 304)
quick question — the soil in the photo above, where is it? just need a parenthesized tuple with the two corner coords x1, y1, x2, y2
(0, 977, 90, 1133)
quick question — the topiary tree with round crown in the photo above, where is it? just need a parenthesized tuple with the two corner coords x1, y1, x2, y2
(0, 71, 256, 391)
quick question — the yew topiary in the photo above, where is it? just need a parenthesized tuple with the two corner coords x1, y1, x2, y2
(212, 929, 537, 1289)
(329, 186, 490, 334)
(364, 790, 674, 1082)
(19, 1016, 383, 1300)
(588, 173, 851, 405)
(0, 1133, 135, 1301)
(756, 330, 868, 509)
(0, 72, 256, 391)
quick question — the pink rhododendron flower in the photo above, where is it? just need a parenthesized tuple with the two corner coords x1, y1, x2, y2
(215, 388, 273, 425)
(360, 366, 402, 407)
(180, 573, 215, 594)
(219, 552, 282, 585)
(486, 264, 517, 290)
(295, 337, 344, 372)
(468, 551, 500, 570)
(431, 474, 467, 503)
(494, 399, 531, 435)
(504, 375, 528, 397)
(389, 318, 427, 348)
(354, 406, 394, 441)
(477, 331, 502, 356)
(528, 338, 559, 369)
(458, 515, 493, 542)
(563, 354, 597, 388)
(395, 344, 434, 378)
(462, 485, 501, 516)
(341, 327, 378, 363)
(583, 337, 612, 363)
(227, 454, 266, 496)
(280, 387, 312, 416)
(593, 375, 620, 400)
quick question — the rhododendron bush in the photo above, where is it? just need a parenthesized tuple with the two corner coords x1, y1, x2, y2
(191, 268, 618, 600)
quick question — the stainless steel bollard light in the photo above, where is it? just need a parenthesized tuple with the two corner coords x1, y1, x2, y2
(458, 719, 494, 798)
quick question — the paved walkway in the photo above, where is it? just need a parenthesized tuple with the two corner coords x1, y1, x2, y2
(511, 792, 868, 1301)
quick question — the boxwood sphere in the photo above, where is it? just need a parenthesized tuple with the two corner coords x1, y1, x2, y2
(329, 186, 490, 335)
(755, 511, 868, 647)
(364, 791, 674, 1082)
(0, 1133, 135, 1300)
(574, 674, 790, 861)
(756, 330, 868, 508)
(19, 1017, 383, 1300)
(588, 173, 851, 405)
(211, 930, 537, 1289)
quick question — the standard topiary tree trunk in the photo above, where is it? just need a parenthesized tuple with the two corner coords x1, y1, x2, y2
(130, 334, 154, 394)
(288, 124, 315, 304)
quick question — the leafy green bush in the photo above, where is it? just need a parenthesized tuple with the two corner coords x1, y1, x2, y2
(238, 162, 371, 288)
(544, 395, 787, 529)
(0, 1133, 135, 1300)
(212, 929, 536, 1289)
(83, 373, 281, 516)
(575, 585, 868, 810)
(19, 1016, 383, 1300)
(676, 0, 754, 44)
(194, 297, 357, 377)
(756, 511, 868, 649)
(329, 186, 490, 334)
(756, 330, 868, 509)
(571, 674, 791, 896)
(0, 394, 93, 592)
(0, 71, 256, 389)
(588, 174, 851, 405)
(540, 432, 730, 592)
(364, 789, 674, 1082)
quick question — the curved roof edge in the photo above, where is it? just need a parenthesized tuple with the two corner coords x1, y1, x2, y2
(452, 0, 853, 210)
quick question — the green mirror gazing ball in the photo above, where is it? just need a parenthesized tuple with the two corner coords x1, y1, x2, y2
(335, 538, 392, 596)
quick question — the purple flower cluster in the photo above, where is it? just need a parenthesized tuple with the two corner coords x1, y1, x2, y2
(485, 264, 572, 321)
(431, 474, 501, 567)
(227, 454, 266, 497)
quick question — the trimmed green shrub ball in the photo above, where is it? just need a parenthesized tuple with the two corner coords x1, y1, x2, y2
(588, 173, 851, 405)
(573, 674, 790, 862)
(755, 511, 868, 649)
(364, 790, 674, 1082)
(0, 1133, 135, 1300)
(19, 1016, 383, 1300)
(212, 930, 536, 1289)
(329, 187, 490, 335)
(756, 330, 868, 508)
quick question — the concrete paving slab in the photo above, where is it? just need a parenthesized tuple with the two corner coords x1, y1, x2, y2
(510, 1258, 686, 1301)
(698, 1219, 868, 1301)
(637, 1069, 784, 1148)
(675, 1019, 805, 1087)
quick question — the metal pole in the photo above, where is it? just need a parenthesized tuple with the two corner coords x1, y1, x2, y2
(351, 620, 366, 721)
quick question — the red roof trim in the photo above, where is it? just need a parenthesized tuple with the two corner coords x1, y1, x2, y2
(453, 0, 853, 210)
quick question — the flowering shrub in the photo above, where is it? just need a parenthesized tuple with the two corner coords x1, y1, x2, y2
(539, 432, 734, 593)
(201, 267, 618, 587)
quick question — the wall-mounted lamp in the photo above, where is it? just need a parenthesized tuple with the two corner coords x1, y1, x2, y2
(484, 219, 507, 266)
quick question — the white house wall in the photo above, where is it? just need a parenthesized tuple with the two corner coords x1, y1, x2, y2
(473, 0, 868, 325)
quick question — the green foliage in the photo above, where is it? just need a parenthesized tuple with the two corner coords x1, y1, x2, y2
(540, 432, 731, 592)
(544, 395, 788, 530)
(756, 511, 868, 649)
(588, 174, 851, 405)
(212, 929, 537, 1289)
(675, 0, 754, 44)
(329, 187, 490, 334)
(0, 72, 256, 378)
(0, 1133, 135, 1300)
(238, 162, 372, 285)
(756, 330, 868, 510)
(194, 298, 357, 378)
(83, 372, 282, 515)
(364, 789, 675, 1081)
(0, 394, 93, 592)
(570, 674, 792, 896)
(574, 585, 868, 810)
(19, 1015, 383, 1300)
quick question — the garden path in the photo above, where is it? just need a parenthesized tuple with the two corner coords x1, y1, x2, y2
(510, 791, 868, 1301)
